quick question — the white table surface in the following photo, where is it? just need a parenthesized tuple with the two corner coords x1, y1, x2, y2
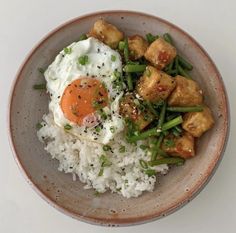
(0, 0, 235, 232)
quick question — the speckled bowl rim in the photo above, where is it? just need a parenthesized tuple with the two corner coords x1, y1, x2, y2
(8, 10, 230, 226)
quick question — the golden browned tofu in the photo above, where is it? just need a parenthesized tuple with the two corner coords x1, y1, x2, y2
(119, 94, 154, 130)
(136, 66, 176, 103)
(162, 131, 195, 159)
(168, 75, 203, 106)
(144, 38, 177, 69)
(128, 35, 148, 60)
(182, 106, 214, 137)
(89, 19, 123, 48)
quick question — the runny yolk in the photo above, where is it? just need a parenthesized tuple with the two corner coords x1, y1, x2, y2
(60, 77, 108, 126)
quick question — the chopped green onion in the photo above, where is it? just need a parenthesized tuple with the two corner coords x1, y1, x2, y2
(139, 159, 148, 169)
(111, 55, 116, 62)
(148, 157, 185, 166)
(118, 41, 125, 50)
(100, 154, 112, 167)
(94, 191, 101, 196)
(95, 126, 101, 132)
(140, 144, 148, 150)
(78, 55, 89, 65)
(64, 47, 72, 54)
(98, 110, 107, 120)
(110, 126, 115, 133)
(103, 145, 111, 151)
(167, 106, 203, 112)
(119, 146, 126, 153)
(98, 168, 104, 176)
(33, 83, 46, 90)
(145, 68, 151, 77)
(38, 67, 45, 74)
(64, 124, 72, 130)
(79, 34, 88, 41)
(36, 122, 43, 130)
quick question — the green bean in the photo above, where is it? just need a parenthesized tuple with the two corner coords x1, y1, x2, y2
(164, 60, 174, 71)
(162, 130, 169, 136)
(167, 106, 203, 112)
(33, 83, 46, 90)
(174, 125, 183, 133)
(177, 55, 193, 70)
(177, 65, 192, 79)
(146, 101, 159, 117)
(162, 116, 183, 131)
(150, 134, 164, 161)
(145, 169, 156, 176)
(172, 128, 181, 137)
(174, 56, 179, 70)
(148, 157, 185, 166)
(163, 33, 173, 45)
(158, 101, 167, 128)
(128, 116, 183, 142)
(123, 64, 146, 73)
(165, 69, 178, 76)
(146, 33, 159, 44)
(124, 38, 129, 63)
(123, 38, 134, 90)
(126, 73, 133, 91)
(156, 148, 168, 157)
(166, 113, 180, 121)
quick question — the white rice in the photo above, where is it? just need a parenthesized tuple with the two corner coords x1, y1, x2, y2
(37, 114, 169, 198)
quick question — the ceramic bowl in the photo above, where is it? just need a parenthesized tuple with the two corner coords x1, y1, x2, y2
(8, 11, 229, 226)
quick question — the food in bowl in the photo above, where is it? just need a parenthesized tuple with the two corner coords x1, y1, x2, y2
(36, 19, 215, 198)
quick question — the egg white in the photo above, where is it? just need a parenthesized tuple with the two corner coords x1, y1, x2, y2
(44, 37, 124, 144)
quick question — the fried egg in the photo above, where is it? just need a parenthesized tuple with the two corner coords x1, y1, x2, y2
(44, 37, 124, 144)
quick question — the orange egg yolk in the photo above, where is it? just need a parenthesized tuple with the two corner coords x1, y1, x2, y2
(60, 78, 108, 126)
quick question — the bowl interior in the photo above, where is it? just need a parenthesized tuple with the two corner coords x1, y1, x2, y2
(9, 11, 228, 226)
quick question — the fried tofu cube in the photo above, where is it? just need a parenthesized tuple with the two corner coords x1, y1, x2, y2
(136, 66, 176, 103)
(119, 94, 154, 130)
(144, 38, 177, 69)
(182, 106, 214, 137)
(162, 131, 195, 159)
(128, 35, 148, 60)
(168, 75, 203, 106)
(89, 19, 124, 48)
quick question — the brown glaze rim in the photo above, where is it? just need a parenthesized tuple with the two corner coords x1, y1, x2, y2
(8, 10, 230, 226)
